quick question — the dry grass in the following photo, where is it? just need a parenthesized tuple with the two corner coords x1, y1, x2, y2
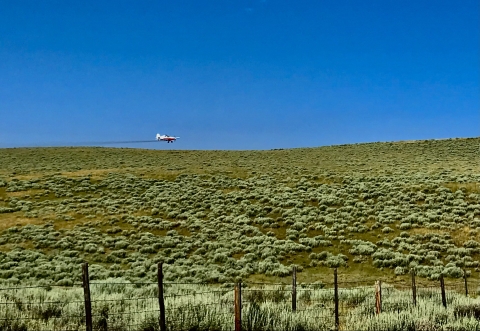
(5, 189, 44, 197)
(410, 228, 446, 236)
(444, 182, 480, 194)
(0, 214, 44, 231)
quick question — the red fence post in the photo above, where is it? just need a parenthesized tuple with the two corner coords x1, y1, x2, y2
(375, 281, 382, 315)
(235, 282, 242, 331)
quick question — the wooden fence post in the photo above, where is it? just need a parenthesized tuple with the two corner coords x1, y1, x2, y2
(463, 269, 468, 297)
(375, 281, 382, 315)
(440, 274, 447, 308)
(334, 268, 339, 331)
(82, 263, 92, 331)
(292, 266, 297, 312)
(235, 282, 242, 331)
(158, 263, 166, 331)
(411, 268, 417, 307)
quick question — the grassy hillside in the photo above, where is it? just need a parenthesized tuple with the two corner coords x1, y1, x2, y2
(0, 137, 479, 286)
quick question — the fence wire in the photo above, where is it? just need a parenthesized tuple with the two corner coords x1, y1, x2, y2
(0, 274, 476, 331)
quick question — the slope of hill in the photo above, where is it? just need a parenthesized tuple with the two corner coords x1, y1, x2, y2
(0, 137, 478, 285)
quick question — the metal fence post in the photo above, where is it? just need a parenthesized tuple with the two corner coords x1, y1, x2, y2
(158, 263, 166, 331)
(82, 263, 92, 331)
(411, 268, 417, 306)
(440, 274, 447, 308)
(235, 282, 242, 331)
(292, 266, 297, 312)
(334, 268, 339, 331)
(375, 281, 382, 315)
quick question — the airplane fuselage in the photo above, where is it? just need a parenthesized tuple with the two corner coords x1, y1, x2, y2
(156, 134, 179, 143)
(160, 137, 176, 143)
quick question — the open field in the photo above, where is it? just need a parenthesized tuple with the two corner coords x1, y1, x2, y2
(0, 138, 479, 287)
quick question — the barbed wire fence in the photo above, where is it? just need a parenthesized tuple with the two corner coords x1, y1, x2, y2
(0, 263, 474, 331)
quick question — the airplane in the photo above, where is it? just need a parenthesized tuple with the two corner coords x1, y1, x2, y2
(156, 134, 180, 143)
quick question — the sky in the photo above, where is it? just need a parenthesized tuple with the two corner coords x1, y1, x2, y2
(0, 0, 478, 150)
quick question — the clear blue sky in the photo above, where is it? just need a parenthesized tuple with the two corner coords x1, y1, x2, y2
(0, 1, 478, 150)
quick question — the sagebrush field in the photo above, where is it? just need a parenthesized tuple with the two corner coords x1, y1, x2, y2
(0, 137, 479, 286)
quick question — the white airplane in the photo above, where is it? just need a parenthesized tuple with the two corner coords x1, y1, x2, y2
(156, 134, 180, 143)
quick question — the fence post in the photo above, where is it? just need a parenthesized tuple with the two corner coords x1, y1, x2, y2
(440, 274, 447, 308)
(158, 263, 166, 331)
(411, 268, 417, 306)
(375, 281, 382, 315)
(463, 269, 468, 297)
(292, 266, 297, 312)
(235, 282, 242, 331)
(334, 268, 339, 331)
(82, 263, 92, 331)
